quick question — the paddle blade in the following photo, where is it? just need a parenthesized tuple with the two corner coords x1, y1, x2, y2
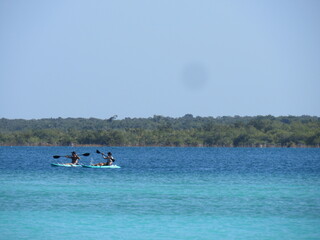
(53, 155, 61, 159)
(96, 150, 101, 154)
(82, 153, 90, 156)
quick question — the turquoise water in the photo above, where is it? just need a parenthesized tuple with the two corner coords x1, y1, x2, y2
(0, 147, 319, 239)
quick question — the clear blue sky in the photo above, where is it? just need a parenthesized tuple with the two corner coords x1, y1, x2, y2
(1, 0, 319, 119)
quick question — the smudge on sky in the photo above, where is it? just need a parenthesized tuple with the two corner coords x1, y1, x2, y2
(181, 63, 209, 90)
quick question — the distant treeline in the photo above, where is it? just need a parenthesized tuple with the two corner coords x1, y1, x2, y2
(0, 115, 319, 147)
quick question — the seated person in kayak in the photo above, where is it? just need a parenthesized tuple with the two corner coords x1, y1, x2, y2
(65, 151, 80, 165)
(94, 152, 115, 166)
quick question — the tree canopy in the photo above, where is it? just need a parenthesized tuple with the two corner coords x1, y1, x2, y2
(0, 115, 319, 147)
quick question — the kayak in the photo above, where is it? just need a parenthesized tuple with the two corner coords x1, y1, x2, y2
(51, 163, 83, 167)
(82, 165, 121, 169)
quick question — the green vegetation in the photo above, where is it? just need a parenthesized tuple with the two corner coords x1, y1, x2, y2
(0, 115, 319, 147)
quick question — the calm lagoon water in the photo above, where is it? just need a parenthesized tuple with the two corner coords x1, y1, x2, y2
(0, 146, 319, 240)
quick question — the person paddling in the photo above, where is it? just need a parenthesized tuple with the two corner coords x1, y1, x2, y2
(94, 151, 115, 166)
(65, 151, 80, 165)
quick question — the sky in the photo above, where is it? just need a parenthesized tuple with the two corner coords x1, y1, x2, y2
(0, 0, 319, 119)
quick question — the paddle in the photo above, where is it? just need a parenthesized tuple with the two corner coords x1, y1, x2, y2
(53, 153, 90, 159)
(96, 149, 106, 156)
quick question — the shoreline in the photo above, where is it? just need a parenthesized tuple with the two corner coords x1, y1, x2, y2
(1, 144, 319, 148)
